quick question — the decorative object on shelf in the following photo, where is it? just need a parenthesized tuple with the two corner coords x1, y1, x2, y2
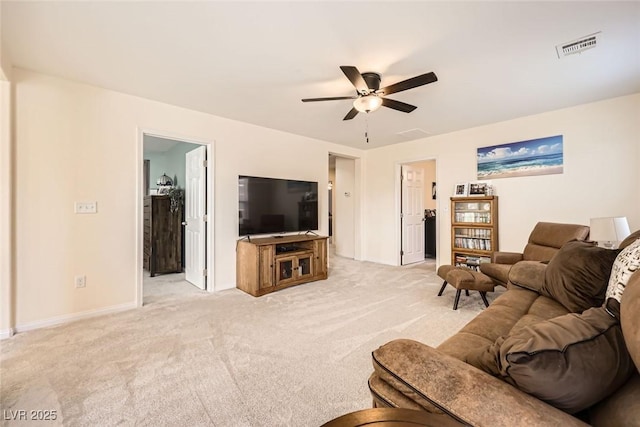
(156, 173, 173, 186)
(590, 216, 631, 249)
(477, 135, 564, 180)
(469, 182, 488, 196)
(156, 173, 174, 194)
(432, 182, 437, 199)
(454, 182, 469, 197)
(165, 187, 184, 213)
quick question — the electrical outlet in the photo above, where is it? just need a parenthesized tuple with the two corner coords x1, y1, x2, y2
(75, 275, 86, 288)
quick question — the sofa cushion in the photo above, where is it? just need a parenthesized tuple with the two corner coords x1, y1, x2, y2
(478, 262, 510, 286)
(540, 240, 619, 313)
(507, 260, 547, 292)
(468, 307, 635, 414)
(605, 237, 640, 318)
(588, 373, 640, 427)
(522, 222, 590, 261)
(620, 270, 640, 370)
(437, 288, 537, 359)
(619, 230, 640, 251)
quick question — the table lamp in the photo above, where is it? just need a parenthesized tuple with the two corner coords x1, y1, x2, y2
(590, 216, 631, 249)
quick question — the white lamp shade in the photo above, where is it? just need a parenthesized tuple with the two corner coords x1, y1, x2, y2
(590, 216, 631, 248)
(353, 94, 383, 113)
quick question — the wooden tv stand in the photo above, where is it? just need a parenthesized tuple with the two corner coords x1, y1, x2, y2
(236, 234, 328, 296)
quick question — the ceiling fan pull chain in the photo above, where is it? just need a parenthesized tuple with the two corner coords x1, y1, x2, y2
(365, 114, 369, 144)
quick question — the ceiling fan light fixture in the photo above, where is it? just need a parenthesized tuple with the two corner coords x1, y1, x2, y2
(353, 94, 383, 113)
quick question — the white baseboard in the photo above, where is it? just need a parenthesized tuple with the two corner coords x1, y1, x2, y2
(215, 282, 236, 292)
(14, 302, 137, 334)
(0, 328, 14, 340)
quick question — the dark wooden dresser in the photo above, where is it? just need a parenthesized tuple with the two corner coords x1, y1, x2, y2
(143, 195, 183, 276)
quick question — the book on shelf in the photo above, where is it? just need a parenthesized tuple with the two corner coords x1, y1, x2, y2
(454, 237, 492, 251)
(454, 254, 491, 266)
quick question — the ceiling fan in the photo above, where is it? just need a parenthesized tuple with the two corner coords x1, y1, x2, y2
(302, 66, 438, 121)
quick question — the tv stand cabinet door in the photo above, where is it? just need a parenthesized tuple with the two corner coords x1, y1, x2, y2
(259, 246, 275, 289)
(296, 254, 314, 280)
(314, 239, 328, 278)
(275, 255, 298, 285)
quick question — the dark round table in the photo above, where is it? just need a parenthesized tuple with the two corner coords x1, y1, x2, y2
(321, 408, 466, 427)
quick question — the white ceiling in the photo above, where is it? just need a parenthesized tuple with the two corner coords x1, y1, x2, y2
(3, 1, 639, 149)
(143, 135, 182, 154)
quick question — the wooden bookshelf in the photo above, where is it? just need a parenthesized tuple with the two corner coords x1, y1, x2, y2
(450, 196, 498, 270)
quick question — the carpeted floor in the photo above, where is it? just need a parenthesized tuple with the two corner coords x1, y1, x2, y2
(0, 254, 502, 426)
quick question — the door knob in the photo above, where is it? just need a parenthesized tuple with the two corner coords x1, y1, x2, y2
(182, 221, 188, 226)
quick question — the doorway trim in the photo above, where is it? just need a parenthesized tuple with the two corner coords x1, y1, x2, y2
(395, 156, 439, 266)
(328, 151, 363, 260)
(135, 128, 215, 307)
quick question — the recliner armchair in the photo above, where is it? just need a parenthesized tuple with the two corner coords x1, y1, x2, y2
(479, 222, 590, 287)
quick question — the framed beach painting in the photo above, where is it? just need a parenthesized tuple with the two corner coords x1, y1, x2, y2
(477, 135, 563, 180)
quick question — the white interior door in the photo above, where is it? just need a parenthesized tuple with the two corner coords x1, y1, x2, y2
(401, 165, 425, 265)
(185, 145, 207, 289)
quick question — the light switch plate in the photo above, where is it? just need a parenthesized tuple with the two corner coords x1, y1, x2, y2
(75, 202, 97, 214)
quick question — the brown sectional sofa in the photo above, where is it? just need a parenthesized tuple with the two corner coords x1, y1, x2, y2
(480, 221, 590, 288)
(369, 230, 640, 426)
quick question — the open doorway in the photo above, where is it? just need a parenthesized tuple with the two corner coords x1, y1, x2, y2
(329, 153, 357, 259)
(399, 159, 437, 266)
(139, 133, 212, 304)
(328, 154, 335, 245)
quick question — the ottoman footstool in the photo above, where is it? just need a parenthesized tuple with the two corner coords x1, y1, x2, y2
(436, 265, 494, 310)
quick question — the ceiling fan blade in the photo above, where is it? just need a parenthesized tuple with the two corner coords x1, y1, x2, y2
(380, 72, 438, 96)
(302, 96, 358, 102)
(343, 107, 359, 121)
(382, 98, 417, 113)
(340, 66, 369, 94)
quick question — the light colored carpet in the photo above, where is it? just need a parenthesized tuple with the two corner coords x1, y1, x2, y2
(1, 254, 503, 426)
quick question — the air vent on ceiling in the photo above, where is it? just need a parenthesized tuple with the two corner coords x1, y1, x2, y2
(397, 128, 431, 140)
(556, 32, 601, 58)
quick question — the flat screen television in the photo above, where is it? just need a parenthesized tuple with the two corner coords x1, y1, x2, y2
(238, 175, 319, 236)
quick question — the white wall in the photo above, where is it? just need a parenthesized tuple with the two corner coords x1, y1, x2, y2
(144, 141, 200, 193)
(0, 2, 14, 336)
(144, 151, 169, 192)
(364, 94, 640, 266)
(0, 3, 12, 81)
(12, 68, 363, 329)
(165, 142, 198, 189)
(0, 79, 12, 337)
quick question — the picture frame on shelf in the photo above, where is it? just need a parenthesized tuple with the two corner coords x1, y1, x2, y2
(469, 182, 488, 196)
(454, 182, 469, 197)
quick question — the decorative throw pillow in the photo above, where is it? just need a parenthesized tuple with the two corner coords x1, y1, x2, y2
(605, 237, 640, 318)
(467, 307, 635, 414)
(540, 240, 619, 313)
